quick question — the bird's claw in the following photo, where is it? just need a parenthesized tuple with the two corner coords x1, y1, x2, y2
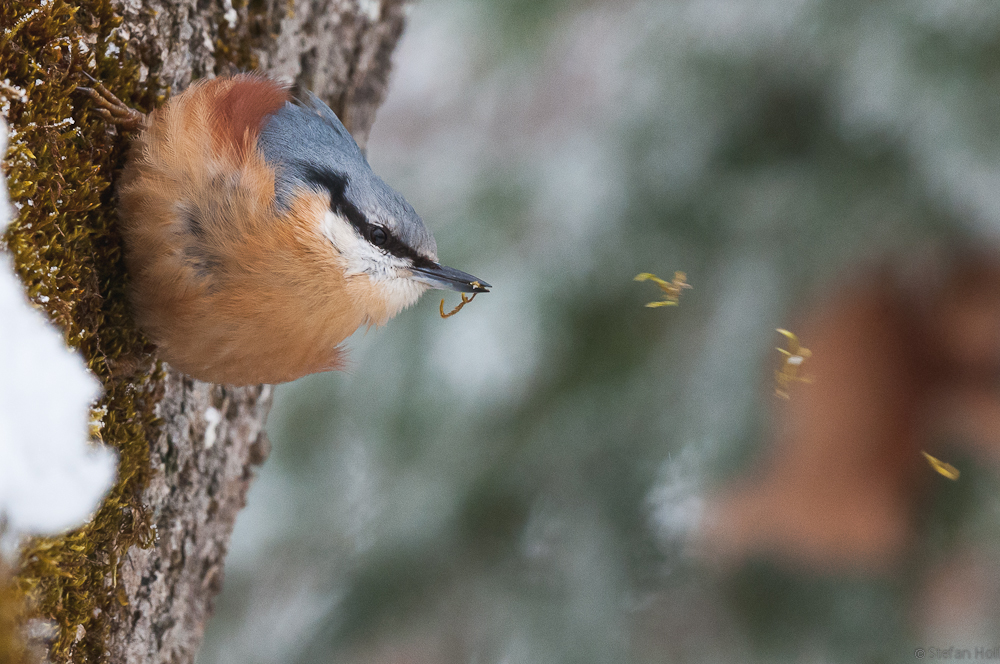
(76, 78, 145, 131)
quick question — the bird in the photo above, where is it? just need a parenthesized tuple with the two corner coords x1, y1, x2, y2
(78, 73, 489, 385)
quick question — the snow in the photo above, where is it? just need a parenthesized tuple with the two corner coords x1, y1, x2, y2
(203, 406, 222, 449)
(0, 116, 117, 537)
(356, 0, 381, 22)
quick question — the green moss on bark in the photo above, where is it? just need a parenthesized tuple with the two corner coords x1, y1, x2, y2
(0, 1, 255, 661)
(0, 561, 32, 664)
(2, 1, 159, 661)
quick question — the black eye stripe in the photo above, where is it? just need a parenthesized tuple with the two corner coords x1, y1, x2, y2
(299, 165, 435, 269)
(299, 166, 367, 232)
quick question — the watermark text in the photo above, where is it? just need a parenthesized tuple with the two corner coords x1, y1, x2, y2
(915, 646, 1000, 660)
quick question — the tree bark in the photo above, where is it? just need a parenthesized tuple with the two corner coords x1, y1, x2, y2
(97, 1, 407, 661)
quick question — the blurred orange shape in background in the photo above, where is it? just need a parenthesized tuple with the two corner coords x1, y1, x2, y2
(697, 248, 1000, 572)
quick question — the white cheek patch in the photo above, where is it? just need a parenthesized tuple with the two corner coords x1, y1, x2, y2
(321, 210, 379, 276)
(320, 210, 430, 316)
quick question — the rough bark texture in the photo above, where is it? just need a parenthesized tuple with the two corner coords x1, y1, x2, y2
(106, 378, 273, 663)
(115, 0, 407, 147)
(100, 1, 408, 661)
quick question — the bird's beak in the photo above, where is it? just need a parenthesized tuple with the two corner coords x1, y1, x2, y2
(410, 263, 491, 293)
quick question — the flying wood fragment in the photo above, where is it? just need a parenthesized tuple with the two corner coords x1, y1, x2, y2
(922, 451, 960, 480)
(634, 271, 691, 307)
(774, 328, 812, 399)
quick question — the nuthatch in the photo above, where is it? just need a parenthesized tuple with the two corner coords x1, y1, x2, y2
(80, 74, 489, 385)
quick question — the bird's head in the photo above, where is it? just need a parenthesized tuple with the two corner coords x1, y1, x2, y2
(257, 92, 489, 321)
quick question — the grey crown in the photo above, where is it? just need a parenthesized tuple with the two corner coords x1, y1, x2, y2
(256, 92, 438, 261)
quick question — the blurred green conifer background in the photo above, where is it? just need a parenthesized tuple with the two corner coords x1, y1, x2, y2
(199, 1, 1000, 662)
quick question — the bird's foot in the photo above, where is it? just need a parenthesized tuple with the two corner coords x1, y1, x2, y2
(76, 74, 146, 132)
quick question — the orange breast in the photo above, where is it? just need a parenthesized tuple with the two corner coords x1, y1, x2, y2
(117, 74, 375, 384)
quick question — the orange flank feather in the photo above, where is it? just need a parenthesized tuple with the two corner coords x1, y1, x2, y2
(117, 75, 385, 384)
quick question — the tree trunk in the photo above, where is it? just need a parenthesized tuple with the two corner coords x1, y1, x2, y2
(2, 0, 406, 661)
(117, 0, 406, 148)
(104, 377, 274, 663)
(105, 1, 407, 661)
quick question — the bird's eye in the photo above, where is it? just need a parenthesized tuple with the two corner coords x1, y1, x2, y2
(370, 227, 388, 247)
